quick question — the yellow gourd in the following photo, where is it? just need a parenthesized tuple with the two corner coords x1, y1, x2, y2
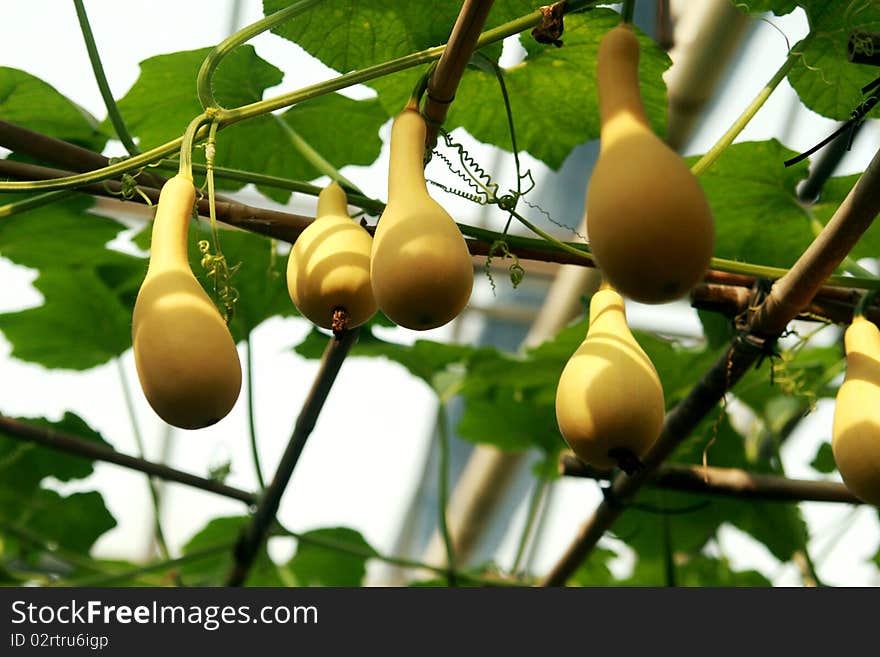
(586, 23, 714, 304)
(132, 173, 242, 430)
(555, 285, 665, 472)
(370, 100, 473, 330)
(831, 315, 880, 505)
(286, 181, 378, 331)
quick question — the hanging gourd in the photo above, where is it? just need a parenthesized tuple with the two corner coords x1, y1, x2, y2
(555, 284, 665, 473)
(832, 314, 880, 505)
(132, 174, 242, 430)
(287, 181, 378, 332)
(370, 99, 473, 330)
(586, 23, 715, 304)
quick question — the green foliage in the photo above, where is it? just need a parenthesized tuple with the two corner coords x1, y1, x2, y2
(810, 441, 837, 473)
(0, 414, 116, 571)
(179, 516, 283, 586)
(286, 528, 376, 586)
(112, 47, 388, 203)
(0, 67, 106, 151)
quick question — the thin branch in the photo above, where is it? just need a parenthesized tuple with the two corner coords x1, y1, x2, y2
(559, 454, 863, 504)
(423, 0, 495, 149)
(541, 145, 880, 586)
(73, 0, 140, 156)
(436, 404, 458, 586)
(244, 335, 266, 490)
(0, 415, 258, 505)
(226, 329, 359, 587)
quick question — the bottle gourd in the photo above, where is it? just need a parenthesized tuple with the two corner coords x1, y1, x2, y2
(586, 24, 714, 304)
(555, 286, 665, 472)
(131, 174, 242, 430)
(287, 181, 378, 331)
(831, 315, 880, 505)
(370, 100, 473, 330)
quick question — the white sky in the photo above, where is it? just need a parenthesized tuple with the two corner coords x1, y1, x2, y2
(1, 0, 879, 586)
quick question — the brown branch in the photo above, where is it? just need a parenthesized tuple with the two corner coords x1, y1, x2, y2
(226, 328, 359, 587)
(559, 454, 862, 505)
(0, 415, 257, 505)
(423, 0, 496, 149)
(541, 145, 880, 586)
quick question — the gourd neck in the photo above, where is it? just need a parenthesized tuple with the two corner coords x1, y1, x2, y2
(148, 173, 195, 274)
(388, 104, 429, 203)
(317, 181, 350, 218)
(845, 316, 880, 358)
(587, 288, 631, 336)
(597, 24, 649, 137)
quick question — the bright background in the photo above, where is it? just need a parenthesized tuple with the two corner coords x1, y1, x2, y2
(1, 0, 879, 585)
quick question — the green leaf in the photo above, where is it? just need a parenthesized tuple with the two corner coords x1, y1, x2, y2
(0, 268, 132, 370)
(0, 196, 131, 269)
(180, 516, 283, 586)
(444, 10, 671, 169)
(114, 47, 387, 203)
(698, 310, 736, 351)
(810, 441, 837, 474)
(113, 46, 281, 150)
(286, 527, 376, 587)
(0, 413, 111, 492)
(570, 547, 619, 586)
(0, 67, 105, 150)
(787, 1, 880, 120)
(0, 489, 116, 555)
(689, 140, 812, 268)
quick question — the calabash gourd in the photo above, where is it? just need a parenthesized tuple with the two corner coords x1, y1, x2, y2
(586, 24, 714, 304)
(286, 181, 378, 330)
(370, 100, 473, 330)
(555, 286, 665, 471)
(831, 315, 880, 505)
(132, 173, 242, 430)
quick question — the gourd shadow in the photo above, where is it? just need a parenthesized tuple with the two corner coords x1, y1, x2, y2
(295, 219, 365, 264)
(844, 351, 880, 384)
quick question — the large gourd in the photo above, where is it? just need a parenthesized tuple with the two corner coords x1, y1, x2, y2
(370, 100, 473, 330)
(555, 285, 665, 471)
(287, 181, 378, 331)
(831, 315, 880, 505)
(586, 23, 714, 304)
(132, 173, 242, 430)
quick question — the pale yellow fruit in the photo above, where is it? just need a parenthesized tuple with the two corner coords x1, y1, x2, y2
(555, 286, 665, 470)
(132, 174, 242, 430)
(370, 102, 473, 330)
(832, 315, 880, 505)
(586, 24, 714, 304)
(287, 181, 377, 329)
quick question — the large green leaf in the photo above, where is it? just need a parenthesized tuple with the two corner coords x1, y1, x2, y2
(787, 1, 880, 120)
(0, 412, 110, 492)
(113, 47, 387, 203)
(286, 527, 376, 587)
(0, 67, 105, 150)
(179, 516, 283, 587)
(0, 268, 132, 370)
(689, 140, 812, 268)
(0, 489, 116, 555)
(0, 197, 130, 269)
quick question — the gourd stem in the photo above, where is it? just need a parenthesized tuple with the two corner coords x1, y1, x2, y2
(854, 289, 879, 317)
(510, 478, 548, 576)
(245, 335, 267, 491)
(179, 113, 211, 178)
(0, 190, 73, 218)
(196, 0, 323, 110)
(273, 115, 363, 193)
(621, 0, 636, 24)
(690, 40, 808, 176)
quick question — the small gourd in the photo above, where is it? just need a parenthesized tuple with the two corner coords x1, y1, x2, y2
(832, 315, 880, 505)
(286, 181, 378, 331)
(555, 285, 665, 472)
(132, 173, 242, 430)
(370, 99, 473, 330)
(586, 23, 714, 304)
